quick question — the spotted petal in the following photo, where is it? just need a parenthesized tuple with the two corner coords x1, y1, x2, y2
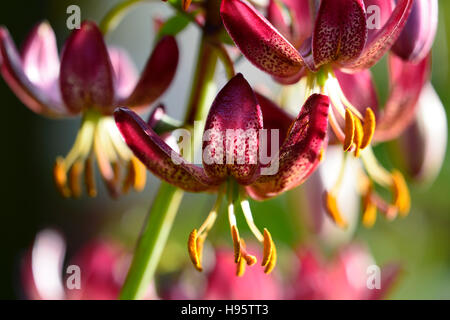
(115, 108, 218, 192)
(60, 21, 115, 114)
(341, 0, 413, 71)
(0, 24, 67, 116)
(221, 0, 305, 79)
(119, 36, 179, 110)
(203, 74, 263, 185)
(374, 53, 430, 142)
(313, 0, 367, 69)
(247, 94, 329, 200)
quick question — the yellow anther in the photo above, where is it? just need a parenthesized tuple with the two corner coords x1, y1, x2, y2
(53, 157, 70, 198)
(262, 228, 274, 267)
(360, 108, 376, 149)
(264, 243, 277, 275)
(324, 192, 348, 229)
(362, 188, 377, 228)
(131, 157, 146, 192)
(69, 160, 84, 198)
(318, 148, 325, 162)
(188, 229, 203, 272)
(231, 225, 241, 264)
(182, 0, 192, 11)
(239, 239, 257, 266)
(236, 253, 247, 277)
(353, 118, 364, 157)
(391, 170, 411, 216)
(343, 109, 355, 152)
(84, 157, 97, 197)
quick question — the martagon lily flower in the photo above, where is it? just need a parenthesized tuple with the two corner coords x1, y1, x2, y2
(115, 73, 330, 275)
(221, 0, 435, 228)
(0, 21, 179, 198)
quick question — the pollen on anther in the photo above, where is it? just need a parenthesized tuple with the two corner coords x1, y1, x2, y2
(391, 170, 410, 216)
(262, 229, 273, 267)
(353, 118, 364, 157)
(360, 108, 376, 149)
(343, 109, 355, 152)
(188, 229, 203, 272)
(324, 192, 348, 229)
(53, 157, 70, 198)
(231, 225, 241, 264)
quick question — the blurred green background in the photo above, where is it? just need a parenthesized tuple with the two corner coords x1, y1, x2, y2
(0, 0, 449, 299)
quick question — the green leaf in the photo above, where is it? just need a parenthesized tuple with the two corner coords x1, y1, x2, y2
(157, 14, 191, 39)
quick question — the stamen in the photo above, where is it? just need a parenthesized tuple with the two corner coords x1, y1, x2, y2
(262, 229, 274, 267)
(360, 108, 376, 149)
(362, 186, 377, 228)
(353, 118, 364, 157)
(236, 252, 246, 277)
(361, 147, 392, 187)
(53, 157, 70, 198)
(131, 157, 146, 192)
(370, 193, 398, 220)
(324, 192, 348, 229)
(264, 245, 277, 275)
(318, 148, 325, 162)
(240, 239, 257, 266)
(343, 109, 355, 151)
(187, 229, 203, 272)
(231, 225, 241, 264)
(391, 170, 411, 216)
(68, 160, 84, 198)
(240, 200, 264, 242)
(84, 156, 97, 197)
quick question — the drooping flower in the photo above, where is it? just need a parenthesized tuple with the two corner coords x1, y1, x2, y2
(392, 0, 438, 62)
(21, 229, 157, 300)
(115, 73, 330, 275)
(221, 0, 413, 80)
(0, 21, 179, 198)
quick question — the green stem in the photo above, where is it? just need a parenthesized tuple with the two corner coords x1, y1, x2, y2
(119, 182, 183, 300)
(118, 2, 221, 299)
(100, 0, 153, 35)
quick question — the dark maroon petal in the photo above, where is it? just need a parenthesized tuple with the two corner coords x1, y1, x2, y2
(374, 53, 430, 142)
(120, 36, 179, 110)
(268, 0, 313, 49)
(221, 0, 305, 79)
(313, 0, 367, 68)
(108, 47, 138, 101)
(334, 68, 379, 114)
(114, 108, 217, 192)
(0, 25, 67, 116)
(391, 0, 438, 62)
(60, 21, 115, 114)
(203, 74, 263, 185)
(363, 0, 394, 41)
(247, 94, 329, 200)
(341, 0, 413, 71)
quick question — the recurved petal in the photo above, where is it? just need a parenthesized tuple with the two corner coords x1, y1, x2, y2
(115, 108, 218, 192)
(363, 0, 394, 41)
(21, 22, 60, 96)
(247, 94, 329, 200)
(391, 0, 438, 62)
(120, 36, 179, 110)
(203, 74, 263, 185)
(374, 53, 430, 142)
(221, 0, 305, 79)
(267, 0, 313, 49)
(334, 68, 379, 114)
(108, 47, 138, 101)
(0, 26, 67, 116)
(60, 21, 115, 114)
(313, 0, 367, 68)
(341, 0, 413, 71)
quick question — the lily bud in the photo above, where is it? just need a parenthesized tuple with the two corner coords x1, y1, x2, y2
(392, 0, 438, 62)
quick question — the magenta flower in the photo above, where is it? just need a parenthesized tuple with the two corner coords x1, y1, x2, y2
(221, 0, 413, 80)
(115, 73, 330, 275)
(0, 21, 179, 197)
(392, 0, 438, 62)
(292, 244, 401, 300)
(21, 229, 157, 300)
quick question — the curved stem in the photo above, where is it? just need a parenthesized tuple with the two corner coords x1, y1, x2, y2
(119, 182, 183, 300)
(100, 0, 152, 35)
